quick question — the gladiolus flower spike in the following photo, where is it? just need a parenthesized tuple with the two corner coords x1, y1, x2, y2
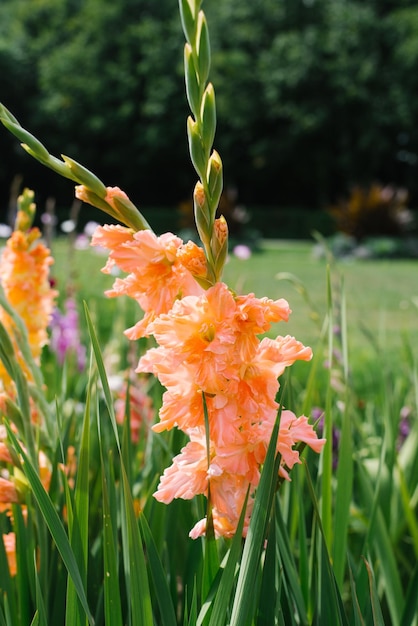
(0, 1, 325, 539)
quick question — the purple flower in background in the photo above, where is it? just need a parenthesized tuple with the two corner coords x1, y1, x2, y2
(397, 406, 412, 449)
(49, 298, 86, 370)
(315, 409, 340, 470)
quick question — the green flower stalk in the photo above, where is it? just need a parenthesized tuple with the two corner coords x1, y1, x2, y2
(179, 0, 226, 283)
(0, 103, 150, 232)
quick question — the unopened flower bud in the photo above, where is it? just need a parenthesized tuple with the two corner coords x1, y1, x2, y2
(213, 215, 228, 249)
(15, 188, 36, 231)
(62, 155, 107, 198)
(211, 215, 228, 280)
(193, 182, 211, 246)
(207, 150, 223, 217)
(187, 117, 206, 180)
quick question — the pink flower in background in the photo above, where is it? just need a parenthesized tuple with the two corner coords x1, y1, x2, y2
(114, 378, 154, 443)
(233, 244, 252, 260)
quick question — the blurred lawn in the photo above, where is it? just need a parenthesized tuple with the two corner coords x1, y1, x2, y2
(50, 237, 418, 362)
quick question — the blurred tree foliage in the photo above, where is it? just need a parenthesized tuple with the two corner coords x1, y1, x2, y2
(1, 0, 418, 214)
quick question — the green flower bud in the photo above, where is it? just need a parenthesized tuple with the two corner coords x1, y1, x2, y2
(207, 150, 223, 217)
(178, 0, 196, 44)
(61, 155, 107, 198)
(196, 11, 211, 86)
(187, 117, 206, 180)
(184, 44, 201, 119)
(193, 181, 211, 246)
(0, 103, 19, 125)
(111, 195, 152, 232)
(16, 188, 36, 230)
(201, 84, 216, 154)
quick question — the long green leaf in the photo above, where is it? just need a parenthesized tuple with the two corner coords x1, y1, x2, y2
(83, 303, 121, 452)
(400, 560, 418, 626)
(204, 489, 248, 626)
(229, 413, 281, 626)
(121, 463, 153, 625)
(348, 564, 366, 626)
(139, 513, 177, 626)
(356, 462, 404, 624)
(275, 497, 309, 625)
(257, 499, 278, 626)
(305, 463, 349, 626)
(0, 527, 18, 626)
(333, 393, 353, 587)
(363, 557, 385, 626)
(320, 265, 334, 548)
(65, 382, 91, 626)
(34, 563, 48, 626)
(4, 422, 95, 626)
(99, 445, 123, 626)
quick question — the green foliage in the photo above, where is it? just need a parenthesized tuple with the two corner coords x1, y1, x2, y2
(2, 0, 418, 209)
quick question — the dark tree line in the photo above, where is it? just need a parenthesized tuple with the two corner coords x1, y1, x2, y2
(1, 0, 418, 216)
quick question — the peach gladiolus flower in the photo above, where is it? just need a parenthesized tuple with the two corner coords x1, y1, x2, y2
(91, 226, 204, 338)
(3, 532, 17, 576)
(137, 280, 325, 537)
(0, 227, 57, 388)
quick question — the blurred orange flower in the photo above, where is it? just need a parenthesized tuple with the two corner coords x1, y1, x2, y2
(0, 227, 57, 388)
(2, 532, 17, 576)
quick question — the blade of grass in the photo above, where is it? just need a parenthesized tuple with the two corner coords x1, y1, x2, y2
(0, 530, 18, 626)
(13, 502, 33, 626)
(4, 422, 95, 626)
(348, 564, 366, 626)
(202, 489, 248, 626)
(274, 496, 309, 625)
(333, 277, 353, 590)
(34, 562, 48, 626)
(139, 513, 177, 626)
(184, 581, 198, 626)
(305, 462, 350, 626)
(98, 439, 123, 626)
(256, 497, 278, 626)
(65, 381, 92, 626)
(332, 393, 353, 587)
(29, 612, 39, 626)
(120, 462, 153, 625)
(83, 302, 121, 452)
(356, 461, 404, 624)
(229, 411, 281, 626)
(395, 461, 418, 558)
(362, 557, 385, 626)
(400, 560, 418, 626)
(320, 265, 333, 548)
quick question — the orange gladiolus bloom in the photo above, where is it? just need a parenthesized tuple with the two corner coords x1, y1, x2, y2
(93, 217, 325, 537)
(91, 226, 204, 338)
(136, 281, 325, 537)
(0, 227, 57, 388)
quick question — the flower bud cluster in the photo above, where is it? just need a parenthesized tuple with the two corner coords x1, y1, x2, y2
(179, 1, 226, 282)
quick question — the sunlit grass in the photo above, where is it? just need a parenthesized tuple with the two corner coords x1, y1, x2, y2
(51, 236, 418, 358)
